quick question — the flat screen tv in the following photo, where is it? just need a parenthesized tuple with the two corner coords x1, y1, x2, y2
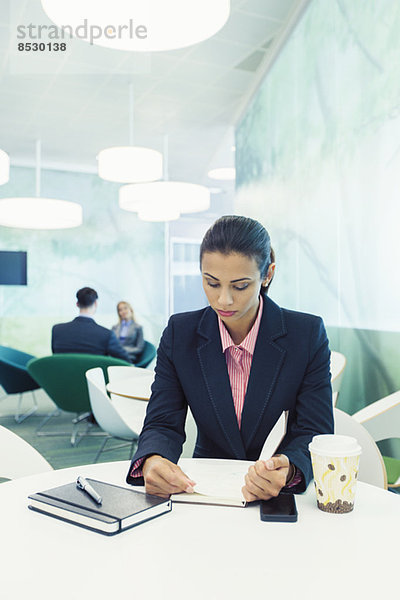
(0, 251, 27, 285)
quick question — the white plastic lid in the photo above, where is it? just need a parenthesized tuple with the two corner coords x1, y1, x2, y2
(308, 434, 362, 457)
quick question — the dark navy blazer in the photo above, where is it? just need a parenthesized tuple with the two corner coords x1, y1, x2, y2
(52, 316, 131, 362)
(127, 297, 333, 490)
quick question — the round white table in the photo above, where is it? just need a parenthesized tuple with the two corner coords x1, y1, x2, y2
(106, 376, 153, 400)
(0, 459, 398, 600)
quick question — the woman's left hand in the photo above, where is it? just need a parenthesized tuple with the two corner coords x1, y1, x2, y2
(242, 454, 291, 502)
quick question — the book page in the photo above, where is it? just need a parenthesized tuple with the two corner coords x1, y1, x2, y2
(182, 459, 251, 500)
(258, 411, 287, 460)
(173, 412, 288, 506)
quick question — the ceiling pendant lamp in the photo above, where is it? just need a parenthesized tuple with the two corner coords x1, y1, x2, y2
(98, 146, 162, 184)
(120, 181, 210, 216)
(137, 203, 181, 222)
(41, 0, 231, 52)
(119, 136, 210, 222)
(0, 141, 82, 230)
(98, 84, 162, 183)
(0, 149, 10, 185)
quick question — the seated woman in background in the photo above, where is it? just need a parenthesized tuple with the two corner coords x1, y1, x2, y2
(112, 301, 145, 363)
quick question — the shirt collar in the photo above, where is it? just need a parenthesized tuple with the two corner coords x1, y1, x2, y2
(218, 295, 263, 355)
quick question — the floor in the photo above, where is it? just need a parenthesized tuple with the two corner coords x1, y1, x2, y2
(0, 389, 135, 473)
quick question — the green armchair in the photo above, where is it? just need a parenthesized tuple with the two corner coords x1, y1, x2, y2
(27, 353, 131, 445)
(135, 340, 156, 368)
(0, 345, 40, 423)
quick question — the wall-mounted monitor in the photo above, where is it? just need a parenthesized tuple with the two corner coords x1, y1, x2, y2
(0, 251, 27, 285)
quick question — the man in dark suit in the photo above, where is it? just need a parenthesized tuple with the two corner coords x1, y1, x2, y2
(51, 287, 131, 362)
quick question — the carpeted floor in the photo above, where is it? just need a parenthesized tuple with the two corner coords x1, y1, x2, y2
(0, 389, 136, 472)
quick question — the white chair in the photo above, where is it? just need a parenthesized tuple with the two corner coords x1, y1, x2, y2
(333, 408, 387, 489)
(352, 390, 400, 488)
(330, 351, 347, 407)
(0, 425, 53, 480)
(86, 368, 147, 463)
(108, 365, 196, 458)
(181, 408, 197, 458)
(107, 366, 155, 401)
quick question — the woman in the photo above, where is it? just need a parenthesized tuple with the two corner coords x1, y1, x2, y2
(111, 301, 144, 364)
(127, 216, 333, 501)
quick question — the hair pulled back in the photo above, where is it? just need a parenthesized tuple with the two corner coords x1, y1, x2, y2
(200, 215, 272, 285)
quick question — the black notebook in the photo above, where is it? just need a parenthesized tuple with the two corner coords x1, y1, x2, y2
(28, 478, 171, 535)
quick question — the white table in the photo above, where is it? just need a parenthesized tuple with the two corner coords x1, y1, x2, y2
(106, 376, 153, 400)
(0, 459, 399, 600)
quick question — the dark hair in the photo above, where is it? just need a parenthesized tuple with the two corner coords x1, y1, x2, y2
(76, 287, 98, 308)
(200, 216, 272, 286)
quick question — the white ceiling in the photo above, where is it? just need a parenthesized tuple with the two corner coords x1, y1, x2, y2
(0, 0, 305, 192)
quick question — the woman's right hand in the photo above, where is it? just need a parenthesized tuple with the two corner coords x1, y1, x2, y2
(142, 455, 196, 498)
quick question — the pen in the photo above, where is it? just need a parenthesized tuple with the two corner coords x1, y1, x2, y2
(76, 476, 102, 505)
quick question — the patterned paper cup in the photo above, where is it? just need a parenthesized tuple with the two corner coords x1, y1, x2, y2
(309, 434, 362, 514)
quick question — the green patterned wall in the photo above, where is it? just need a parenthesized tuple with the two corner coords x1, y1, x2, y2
(0, 166, 165, 356)
(235, 0, 400, 416)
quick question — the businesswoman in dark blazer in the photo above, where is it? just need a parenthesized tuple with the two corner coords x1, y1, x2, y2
(111, 301, 144, 363)
(127, 216, 333, 501)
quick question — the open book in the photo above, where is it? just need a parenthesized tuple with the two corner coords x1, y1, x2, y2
(171, 410, 288, 507)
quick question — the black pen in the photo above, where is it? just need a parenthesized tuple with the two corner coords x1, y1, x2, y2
(76, 476, 102, 505)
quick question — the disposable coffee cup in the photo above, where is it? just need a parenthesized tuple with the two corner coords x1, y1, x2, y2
(308, 434, 362, 514)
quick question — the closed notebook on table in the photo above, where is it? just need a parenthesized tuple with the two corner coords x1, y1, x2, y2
(28, 478, 171, 535)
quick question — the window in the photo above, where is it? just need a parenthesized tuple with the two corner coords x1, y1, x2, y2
(170, 238, 207, 314)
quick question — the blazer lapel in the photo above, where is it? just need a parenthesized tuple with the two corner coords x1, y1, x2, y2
(196, 308, 246, 459)
(240, 297, 287, 452)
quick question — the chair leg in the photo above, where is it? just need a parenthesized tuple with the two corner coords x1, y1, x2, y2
(37, 409, 106, 445)
(36, 408, 64, 435)
(94, 437, 137, 463)
(15, 391, 39, 423)
(94, 436, 112, 463)
(71, 417, 108, 447)
(72, 411, 92, 424)
(71, 418, 93, 447)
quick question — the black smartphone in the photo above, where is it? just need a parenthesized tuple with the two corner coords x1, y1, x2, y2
(260, 493, 298, 522)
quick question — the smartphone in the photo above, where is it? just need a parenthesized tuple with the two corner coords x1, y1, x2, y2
(260, 493, 298, 522)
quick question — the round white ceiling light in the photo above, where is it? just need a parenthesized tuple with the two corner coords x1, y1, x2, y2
(0, 141, 83, 230)
(97, 146, 162, 183)
(0, 197, 83, 229)
(137, 204, 181, 222)
(41, 0, 231, 52)
(119, 181, 210, 216)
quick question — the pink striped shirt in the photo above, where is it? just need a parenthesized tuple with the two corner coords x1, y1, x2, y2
(217, 296, 263, 428)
